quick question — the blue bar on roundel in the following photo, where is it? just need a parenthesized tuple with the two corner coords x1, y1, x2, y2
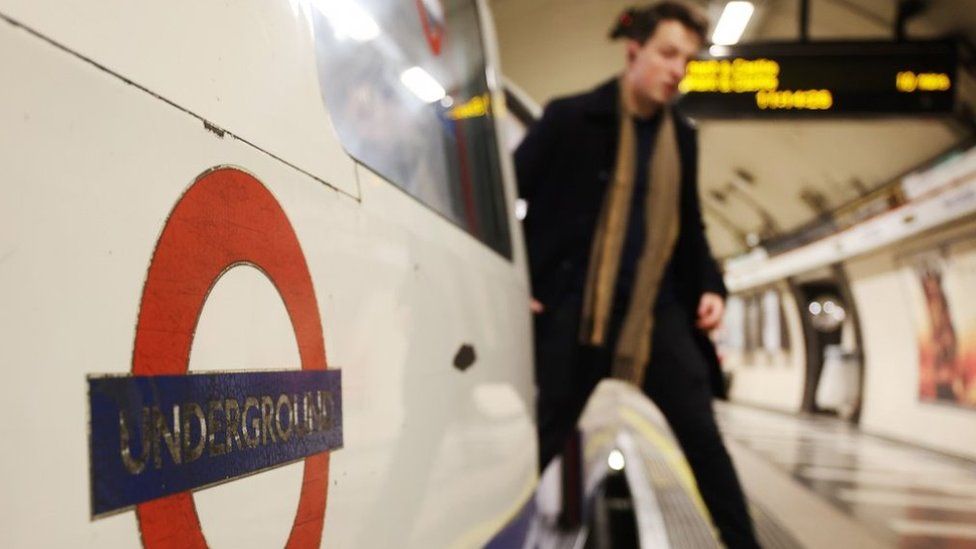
(88, 370, 342, 517)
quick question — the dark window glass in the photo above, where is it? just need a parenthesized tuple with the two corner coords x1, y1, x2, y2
(311, 0, 511, 257)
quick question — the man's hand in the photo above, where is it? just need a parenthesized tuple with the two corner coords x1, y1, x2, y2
(696, 292, 724, 331)
(531, 298, 545, 314)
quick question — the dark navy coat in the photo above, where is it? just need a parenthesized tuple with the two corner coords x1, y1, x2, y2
(514, 78, 728, 398)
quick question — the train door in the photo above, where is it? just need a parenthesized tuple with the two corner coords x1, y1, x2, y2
(793, 269, 864, 421)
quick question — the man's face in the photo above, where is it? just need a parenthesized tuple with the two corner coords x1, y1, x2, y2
(626, 20, 702, 106)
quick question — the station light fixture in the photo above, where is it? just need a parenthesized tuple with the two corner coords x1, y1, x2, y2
(608, 449, 626, 471)
(709, 45, 731, 57)
(712, 1, 754, 46)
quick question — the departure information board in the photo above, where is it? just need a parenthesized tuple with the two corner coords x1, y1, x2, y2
(677, 40, 957, 117)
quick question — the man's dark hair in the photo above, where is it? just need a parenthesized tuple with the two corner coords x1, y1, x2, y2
(609, 2, 709, 45)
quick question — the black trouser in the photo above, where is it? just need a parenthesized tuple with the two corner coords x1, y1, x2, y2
(536, 305, 760, 548)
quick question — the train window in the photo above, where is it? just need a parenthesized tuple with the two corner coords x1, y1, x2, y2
(310, 0, 512, 258)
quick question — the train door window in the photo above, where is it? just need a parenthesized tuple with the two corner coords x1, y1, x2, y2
(310, 0, 512, 258)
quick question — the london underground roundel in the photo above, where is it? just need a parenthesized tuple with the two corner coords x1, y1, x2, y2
(87, 167, 342, 548)
(415, 0, 446, 55)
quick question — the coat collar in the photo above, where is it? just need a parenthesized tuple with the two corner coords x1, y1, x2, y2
(582, 77, 620, 120)
(581, 77, 688, 130)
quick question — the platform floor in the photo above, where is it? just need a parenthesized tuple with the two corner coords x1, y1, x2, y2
(717, 403, 976, 548)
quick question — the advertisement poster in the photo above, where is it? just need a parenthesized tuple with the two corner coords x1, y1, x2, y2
(901, 241, 976, 409)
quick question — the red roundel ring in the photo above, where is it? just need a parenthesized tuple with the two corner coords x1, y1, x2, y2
(130, 167, 330, 549)
(415, 0, 445, 56)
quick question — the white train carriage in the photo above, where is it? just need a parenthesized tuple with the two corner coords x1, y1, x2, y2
(0, 1, 717, 547)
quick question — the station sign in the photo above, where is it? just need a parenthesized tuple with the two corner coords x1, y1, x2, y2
(87, 168, 339, 548)
(89, 371, 342, 516)
(678, 40, 957, 117)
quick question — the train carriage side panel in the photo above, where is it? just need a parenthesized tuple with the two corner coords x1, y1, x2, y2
(0, 1, 535, 546)
(0, 0, 358, 196)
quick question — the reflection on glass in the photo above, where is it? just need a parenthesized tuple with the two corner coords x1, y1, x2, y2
(310, 0, 511, 257)
(312, 1, 380, 42)
(400, 66, 446, 103)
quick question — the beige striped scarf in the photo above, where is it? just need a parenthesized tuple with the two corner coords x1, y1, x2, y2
(579, 90, 682, 386)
